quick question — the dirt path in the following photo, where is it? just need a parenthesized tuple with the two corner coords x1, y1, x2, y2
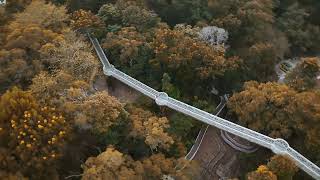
(93, 76, 141, 104)
(194, 126, 241, 180)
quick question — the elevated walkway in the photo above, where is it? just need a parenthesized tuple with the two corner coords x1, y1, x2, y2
(89, 35, 320, 179)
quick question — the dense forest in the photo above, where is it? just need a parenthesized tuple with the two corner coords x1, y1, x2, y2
(0, 0, 319, 179)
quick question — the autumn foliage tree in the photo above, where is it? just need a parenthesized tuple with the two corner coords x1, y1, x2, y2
(82, 146, 199, 180)
(102, 27, 150, 65)
(151, 26, 240, 96)
(75, 91, 124, 134)
(267, 155, 298, 180)
(10, 0, 68, 31)
(229, 81, 320, 166)
(247, 165, 277, 180)
(287, 90, 320, 158)
(29, 71, 91, 116)
(30, 71, 125, 137)
(70, 9, 105, 35)
(152, 27, 232, 79)
(0, 24, 61, 89)
(40, 30, 99, 85)
(0, 0, 67, 92)
(0, 88, 70, 179)
(0, 171, 28, 180)
(128, 107, 174, 151)
(228, 81, 296, 138)
(247, 155, 298, 180)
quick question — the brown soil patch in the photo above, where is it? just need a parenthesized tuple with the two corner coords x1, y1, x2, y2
(94, 76, 141, 104)
(194, 127, 241, 180)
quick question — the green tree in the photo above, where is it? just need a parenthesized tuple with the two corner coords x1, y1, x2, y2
(98, 1, 160, 32)
(66, 0, 114, 12)
(70, 9, 105, 35)
(285, 57, 320, 91)
(102, 27, 156, 86)
(147, 0, 210, 26)
(3, 0, 31, 14)
(210, 0, 288, 81)
(98, 3, 122, 25)
(161, 73, 181, 99)
(277, 3, 320, 54)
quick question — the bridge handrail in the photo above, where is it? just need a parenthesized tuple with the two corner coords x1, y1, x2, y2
(185, 95, 228, 160)
(112, 68, 159, 99)
(89, 35, 320, 179)
(166, 97, 275, 148)
(185, 125, 208, 160)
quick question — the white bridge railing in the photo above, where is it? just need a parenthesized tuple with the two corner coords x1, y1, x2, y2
(89, 36, 320, 179)
(185, 96, 227, 160)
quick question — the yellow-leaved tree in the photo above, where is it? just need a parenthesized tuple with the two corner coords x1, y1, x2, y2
(0, 87, 70, 179)
(0, 0, 68, 92)
(229, 81, 320, 166)
(247, 155, 298, 180)
(40, 30, 99, 85)
(75, 91, 124, 134)
(128, 107, 174, 151)
(82, 146, 199, 180)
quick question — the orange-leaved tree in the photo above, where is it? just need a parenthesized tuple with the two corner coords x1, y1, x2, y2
(246, 155, 298, 180)
(82, 146, 199, 180)
(0, 87, 70, 179)
(128, 106, 174, 151)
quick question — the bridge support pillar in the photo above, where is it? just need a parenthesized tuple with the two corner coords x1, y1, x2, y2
(103, 65, 115, 76)
(271, 138, 290, 154)
(155, 92, 169, 106)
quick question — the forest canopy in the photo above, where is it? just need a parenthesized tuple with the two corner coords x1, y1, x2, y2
(0, 0, 319, 179)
